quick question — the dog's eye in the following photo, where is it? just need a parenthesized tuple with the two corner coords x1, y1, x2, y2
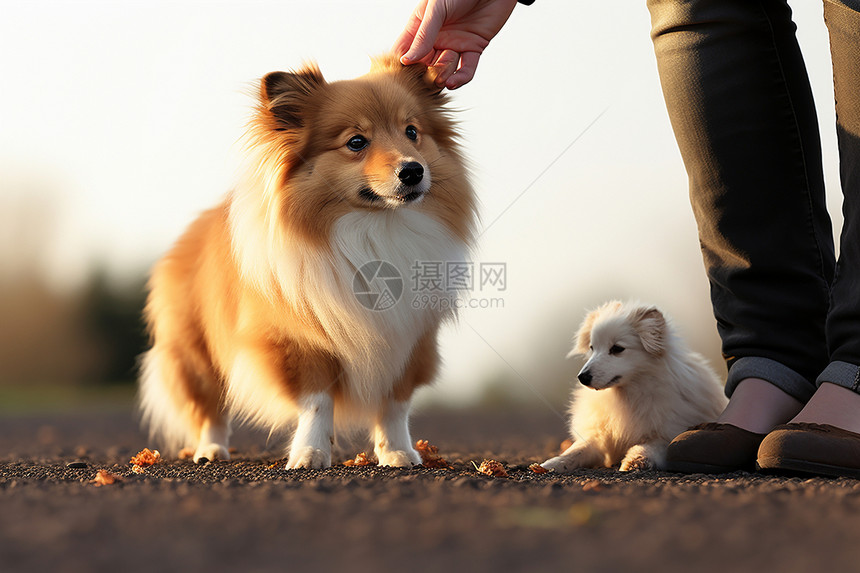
(346, 135, 369, 152)
(405, 125, 418, 141)
(609, 345, 625, 355)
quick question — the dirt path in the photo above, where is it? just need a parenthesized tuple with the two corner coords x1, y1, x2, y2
(2, 408, 859, 572)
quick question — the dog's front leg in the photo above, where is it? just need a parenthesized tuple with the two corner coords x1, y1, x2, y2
(620, 440, 667, 471)
(286, 393, 334, 469)
(373, 399, 421, 467)
(541, 440, 604, 473)
(193, 419, 232, 463)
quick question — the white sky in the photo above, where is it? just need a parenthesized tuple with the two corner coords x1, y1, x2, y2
(0, 1, 842, 406)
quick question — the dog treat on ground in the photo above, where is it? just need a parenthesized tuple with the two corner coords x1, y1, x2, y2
(343, 452, 377, 467)
(130, 448, 161, 467)
(421, 456, 454, 470)
(415, 439, 439, 457)
(91, 470, 123, 486)
(130, 448, 161, 473)
(529, 463, 549, 474)
(476, 459, 509, 478)
(415, 439, 453, 469)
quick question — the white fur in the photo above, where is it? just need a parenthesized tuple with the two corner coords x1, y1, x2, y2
(286, 393, 334, 469)
(194, 420, 231, 463)
(373, 399, 422, 467)
(321, 210, 465, 403)
(542, 301, 727, 472)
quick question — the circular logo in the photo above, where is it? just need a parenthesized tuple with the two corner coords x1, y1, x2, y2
(352, 260, 403, 311)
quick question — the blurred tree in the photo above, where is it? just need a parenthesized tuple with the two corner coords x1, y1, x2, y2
(0, 278, 97, 386)
(79, 270, 149, 385)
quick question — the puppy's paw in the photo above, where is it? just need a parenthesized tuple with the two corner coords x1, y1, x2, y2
(620, 455, 653, 472)
(285, 446, 331, 470)
(620, 447, 655, 472)
(541, 455, 575, 473)
(193, 443, 230, 464)
(376, 448, 421, 467)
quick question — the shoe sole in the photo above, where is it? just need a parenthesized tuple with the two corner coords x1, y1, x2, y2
(664, 460, 750, 474)
(757, 456, 860, 479)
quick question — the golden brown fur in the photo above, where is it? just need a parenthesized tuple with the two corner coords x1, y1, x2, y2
(139, 56, 475, 468)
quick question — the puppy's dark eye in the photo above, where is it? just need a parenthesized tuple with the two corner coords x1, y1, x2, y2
(346, 135, 369, 152)
(610, 345, 625, 355)
(405, 125, 418, 141)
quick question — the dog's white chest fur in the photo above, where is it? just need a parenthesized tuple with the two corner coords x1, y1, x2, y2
(232, 202, 466, 406)
(321, 210, 466, 402)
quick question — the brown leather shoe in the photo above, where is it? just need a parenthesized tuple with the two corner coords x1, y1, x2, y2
(664, 422, 768, 474)
(757, 423, 860, 478)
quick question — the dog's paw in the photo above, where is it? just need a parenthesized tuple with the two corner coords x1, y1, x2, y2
(285, 446, 331, 470)
(541, 455, 574, 473)
(620, 452, 655, 472)
(193, 443, 230, 464)
(620, 444, 662, 472)
(376, 448, 421, 467)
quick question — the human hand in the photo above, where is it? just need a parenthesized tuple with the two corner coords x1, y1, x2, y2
(393, 0, 519, 89)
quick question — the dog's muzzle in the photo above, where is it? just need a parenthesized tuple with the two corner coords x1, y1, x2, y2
(359, 161, 430, 206)
(394, 161, 426, 203)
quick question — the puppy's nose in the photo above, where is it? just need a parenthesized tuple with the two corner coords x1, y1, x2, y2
(578, 370, 593, 387)
(397, 161, 424, 186)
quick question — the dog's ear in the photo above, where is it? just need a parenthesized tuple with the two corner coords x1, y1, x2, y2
(631, 306, 667, 357)
(371, 54, 444, 96)
(260, 63, 326, 130)
(569, 308, 601, 357)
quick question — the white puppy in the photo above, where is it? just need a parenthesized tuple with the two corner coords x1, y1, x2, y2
(542, 301, 727, 472)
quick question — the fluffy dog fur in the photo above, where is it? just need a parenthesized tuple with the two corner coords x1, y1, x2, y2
(542, 301, 727, 472)
(138, 56, 476, 469)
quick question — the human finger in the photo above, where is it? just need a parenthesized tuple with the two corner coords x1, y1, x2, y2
(392, 29, 417, 59)
(400, 0, 447, 64)
(446, 51, 481, 89)
(430, 49, 461, 87)
(392, 3, 425, 58)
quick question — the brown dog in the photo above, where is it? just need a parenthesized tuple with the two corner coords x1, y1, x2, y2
(138, 56, 475, 469)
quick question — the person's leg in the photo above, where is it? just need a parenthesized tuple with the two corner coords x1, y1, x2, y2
(647, 0, 835, 431)
(789, 0, 860, 434)
(718, 378, 802, 433)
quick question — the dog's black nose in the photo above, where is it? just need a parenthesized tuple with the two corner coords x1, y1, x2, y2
(578, 370, 593, 387)
(397, 161, 424, 186)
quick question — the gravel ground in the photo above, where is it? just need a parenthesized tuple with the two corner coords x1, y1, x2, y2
(2, 407, 860, 573)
